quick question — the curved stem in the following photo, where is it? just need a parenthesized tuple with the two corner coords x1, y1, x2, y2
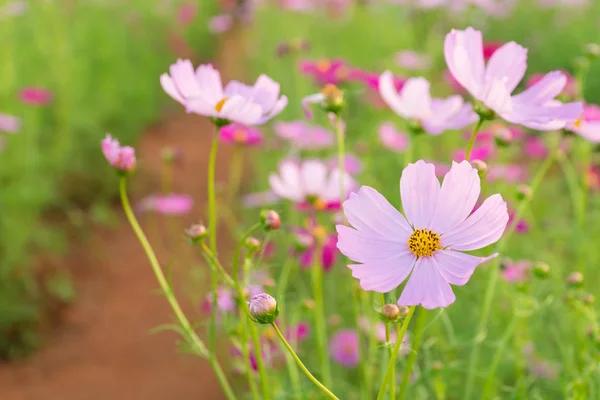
(377, 306, 416, 400)
(398, 307, 426, 400)
(232, 223, 262, 282)
(464, 151, 556, 399)
(465, 118, 484, 161)
(310, 244, 332, 387)
(119, 177, 236, 400)
(271, 323, 340, 400)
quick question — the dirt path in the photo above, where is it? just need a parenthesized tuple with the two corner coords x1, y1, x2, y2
(0, 27, 248, 400)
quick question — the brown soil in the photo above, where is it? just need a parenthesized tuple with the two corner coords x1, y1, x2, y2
(0, 27, 249, 400)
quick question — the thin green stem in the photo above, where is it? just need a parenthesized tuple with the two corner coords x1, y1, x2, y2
(208, 132, 220, 372)
(241, 318, 261, 400)
(390, 323, 400, 400)
(198, 243, 235, 288)
(464, 118, 485, 161)
(464, 151, 556, 399)
(481, 316, 518, 399)
(271, 323, 340, 400)
(334, 115, 347, 211)
(398, 307, 426, 400)
(249, 319, 271, 400)
(310, 244, 332, 387)
(232, 223, 262, 282)
(119, 177, 236, 400)
(377, 306, 416, 400)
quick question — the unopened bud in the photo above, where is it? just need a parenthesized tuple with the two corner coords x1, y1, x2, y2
(321, 84, 344, 115)
(245, 237, 261, 252)
(533, 262, 550, 279)
(304, 299, 315, 310)
(516, 184, 532, 201)
(493, 125, 514, 146)
(431, 360, 444, 371)
(185, 223, 207, 242)
(261, 210, 281, 231)
(582, 293, 595, 305)
(381, 304, 401, 322)
(471, 159, 487, 179)
(275, 42, 291, 57)
(248, 293, 279, 324)
(407, 120, 425, 136)
(294, 232, 314, 252)
(584, 43, 600, 59)
(567, 272, 584, 288)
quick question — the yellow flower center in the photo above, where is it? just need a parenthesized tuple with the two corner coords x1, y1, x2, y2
(408, 228, 442, 258)
(233, 129, 247, 143)
(316, 59, 331, 73)
(574, 113, 584, 128)
(214, 97, 228, 112)
(312, 225, 328, 242)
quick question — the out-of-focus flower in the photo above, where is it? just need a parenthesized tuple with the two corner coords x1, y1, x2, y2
(293, 221, 339, 271)
(527, 71, 576, 100)
(585, 165, 600, 190)
(219, 123, 263, 146)
(19, 87, 52, 106)
(176, 2, 196, 25)
(444, 27, 582, 130)
(337, 160, 508, 309)
(379, 122, 410, 152)
(395, 50, 432, 71)
(276, 38, 311, 57)
(161, 60, 287, 125)
(487, 164, 528, 183)
(202, 285, 264, 317)
(380, 73, 477, 135)
(208, 14, 233, 34)
(351, 69, 406, 92)
(0, 1, 26, 19)
(137, 194, 193, 215)
(0, 113, 20, 133)
(327, 154, 363, 175)
(508, 208, 529, 233)
(567, 104, 600, 143)
(523, 136, 549, 159)
(358, 316, 411, 353)
(274, 121, 334, 150)
(241, 190, 280, 208)
(101, 134, 136, 172)
(501, 259, 532, 284)
(454, 145, 494, 161)
(300, 59, 350, 86)
(329, 329, 360, 368)
(522, 342, 559, 380)
(279, 0, 317, 12)
(269, 158, 355, 211)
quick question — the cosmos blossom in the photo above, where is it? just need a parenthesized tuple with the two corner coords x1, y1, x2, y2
(269, 158, 355, 211)
(379, 73, 477, 135)
(19, 87, 52, 106)
(137, 194, 193, 215)
(567, 104, 600, 143)
(101, 134, 136, 172)
(444, 27, 582, 130)
(274, 121, 334, 150)
(299, 59, 350, 86)
(160, 60, 287, 125)
(329, 329, 360, 368)
(292, 221, 339, 271)
(219, 123, 263, 146)
(501, 259, 532, 284)
(337, 160, 509, 309)
(379, 122, 410, 152)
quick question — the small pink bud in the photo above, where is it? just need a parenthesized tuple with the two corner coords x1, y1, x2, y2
(261, 210, 281, 231)
(381, 304, 401, 322)
(248, 293, 279, 324)
(245, 237, 262, 252)
(471, 159, 488, 178)
(516, 184, 532, 201)
(566, 272, 584, 287)
(185, 223, 207, 242)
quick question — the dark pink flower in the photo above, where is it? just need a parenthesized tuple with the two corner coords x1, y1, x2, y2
(137, 194, 193, 215)
(482, 41, 502, 60)
(501, 259, 532, 284)
(294, 226, 339, 272)
(523, 136, 549, 159)
(299, 59, 350, 86)
(176, 2, 196, 25)
(454, 145, 494, 161)
(101, 134, 136, 172)
(509, 209, 529, 233)
(352, 68, 405, 92)
(19, 87, 52, 105)
(219, 123, 263, 146)
(329, 329, 360, 368)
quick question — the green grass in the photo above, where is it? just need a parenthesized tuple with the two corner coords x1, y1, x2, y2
(0, 0, 219, 359)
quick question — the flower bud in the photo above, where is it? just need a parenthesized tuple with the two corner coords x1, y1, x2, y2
(261, 210, 281, 231)
(185, 223, 208, 242)
(380, 304, 401, 322)
(584, 43, 600, 59)
(321, 84, 344, 115)
(328, 314, 342, 327)
(582, 293, 595, 305)
(294, 232, 314, 252)
(431, 360, 444, 371)
(248, 293, 279, 324)
(533, 262, 550, 279)
(493, 125, 514, 147)
(304, 299, 315, 310)
(471, 159, 487, 179)
(516, 184, 532, 201)
(275, 42, 291, 58)
(407, 120, 425, 136)
(245, 237, 261, 252)
(566, 271, 584, 288)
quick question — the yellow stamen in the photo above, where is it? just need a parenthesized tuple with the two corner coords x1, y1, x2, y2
(313, 198, 327, 210)
(408, 228, 442, 258)
(214, 97, 228, 112)
(312, 225, 328, 242)
(316, 59, 331, 73)
(574, 114, 584, 128)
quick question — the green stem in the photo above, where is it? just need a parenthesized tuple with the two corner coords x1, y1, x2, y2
(241, 319, 261, 400)
(271, 323, 340, 400)
(481, 316, 518, 399)
(377, 306, 417, 400)
(464, 118, 484, 161)
(464, 151, 556, 399)
(310, 244, 332, 387)
(119, 177, 236, 400)
(398, 307, 426, 400)
(232, 223, 262, 282)
(334, 115, 347, 209)
(249, 319, 271, 400)
(208, 132, 220, 371)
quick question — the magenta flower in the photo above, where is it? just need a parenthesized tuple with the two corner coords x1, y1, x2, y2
(329, 329, 360, 368)
(137, 194, 193, 215)
(327, 154, 363, 175)
(487, 164, 528, 183)
(19, 87, 52, 106)
(501, 259, 532, 284)
(567, 104, 600, 143)
(176, 2, 196, 25)
(523, 136, 549, 159)
(337, 160, 509, 309)
(219, 123, 263, 146)
(454, 145, 494, 161)
(351, 68, 405, 92)
(299, 59, 350, 86)
(508, 209, 529, 234)
(395, 50, 432, 71)
(293, 224, 339, 271)
(379, 122, 409, 152)
(208, 14, 233, 34)
(274, 121, 334, 150)
(161, 60, 287, 125)
(269, 158, 355, 211)
(444, 27, 582, 130)
(101, 134, 136, 172)
(380, 73, 477, 135)
(0, 113, 20, 133)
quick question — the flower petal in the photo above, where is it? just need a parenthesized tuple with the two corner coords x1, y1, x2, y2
(160, 74, 185, 104)
(301, 160, 328, 197)
(400, 160, 440, 228)
(170, 59, 202, 99)
(195, 64, 224, 105)
(444, 27, 485, 99)
(433, 250, 498, 286)
(347, 250, 416, 293)
(430, 161, 480, 233)
(441, 194, 508, 251)
(302, 93, 325, 119)
(484, 42, 527, 94)
(398, 257, 456, 309)
(512, 71, 566, 105)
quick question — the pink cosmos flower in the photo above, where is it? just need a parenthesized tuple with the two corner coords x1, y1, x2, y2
(379, 122, 410, 152)
(0, 113, 20, 133)
(454, 145, 494, 161)
(208, 14, 233, 34)
(219, 123, 263, 146)
(395, 50, 432, 71)
(241, 190, 280, 207)
(300, 59, 350, 86)
(279, 0, 317, 12)
(101, 134, 136, 172)
(444, 27, 582, 130)
(379, 73, 477, 135)
(269, 159, 355, 211)
(137, 194, 193, 215)
(274, 121, 334, 150)
(160, 60, 287, 125)
(357, 317, 411, 354)
(508, 209, 529, 234)
(337, 160, 509, 309)
(327, 154, 363, 175)
(523, 136, 549, 159)
(329, 329, 360, 368)
(19, 87, 52, 105)
(176, 2, 196, 25)
(567, 104, 600, 143)
(501, 259, 532, 284)
(527, 71, 576, 99)
(293, 224, 339, 271)
(487, 164, 528, 183)
(351, 69, 406, 92)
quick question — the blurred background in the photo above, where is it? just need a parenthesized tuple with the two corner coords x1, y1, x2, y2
(1, 0, 599, 399)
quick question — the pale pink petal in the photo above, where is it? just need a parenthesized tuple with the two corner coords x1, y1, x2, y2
(400, 160, 440, 228)
(484, 42, 527, 94)
(444, 27, 485, 99)
(512, 71, 566, 105)
(301, 160, 328, 196)
(378, 122, 409, 152)
(433, 251, 497, 286)
(398, 258, 456, 309)
(160, 74, 185, 103)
